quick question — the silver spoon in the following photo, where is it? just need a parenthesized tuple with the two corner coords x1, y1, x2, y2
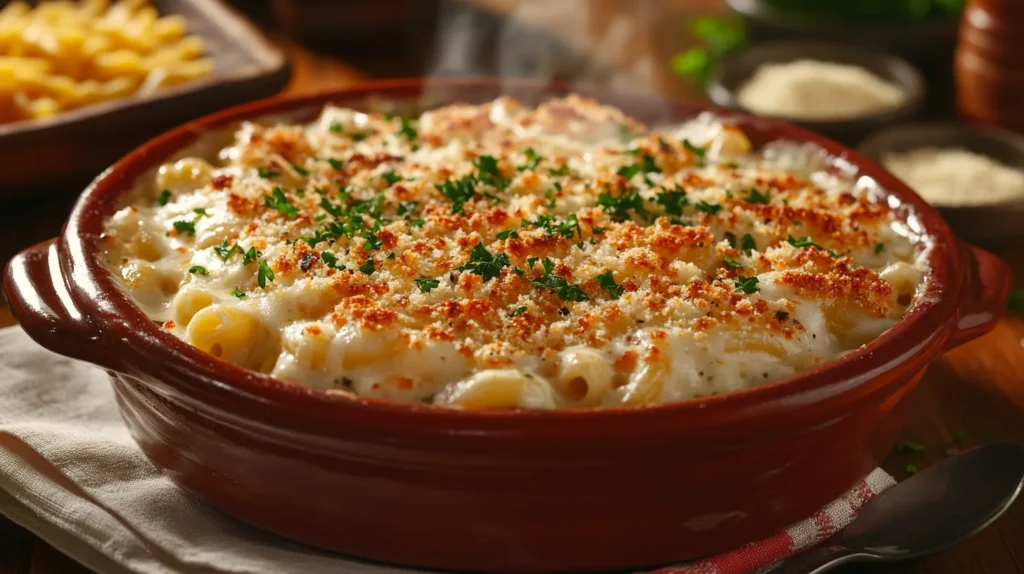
(776, 442, 1024, 574)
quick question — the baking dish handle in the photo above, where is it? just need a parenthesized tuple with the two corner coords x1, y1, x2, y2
(3, 239, 115, 367)
(946, 242, 1014, 350)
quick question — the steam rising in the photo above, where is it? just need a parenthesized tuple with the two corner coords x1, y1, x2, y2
(425, 1, 661, 109)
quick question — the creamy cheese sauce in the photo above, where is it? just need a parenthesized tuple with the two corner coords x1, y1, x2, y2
(101, 95, 926, 409)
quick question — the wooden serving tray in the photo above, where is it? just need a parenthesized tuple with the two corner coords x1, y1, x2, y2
(0, 0, 291, 194)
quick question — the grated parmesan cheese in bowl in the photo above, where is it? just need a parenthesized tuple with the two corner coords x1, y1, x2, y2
(882, 148, 1024, 207)
(736, 60, 907, 121)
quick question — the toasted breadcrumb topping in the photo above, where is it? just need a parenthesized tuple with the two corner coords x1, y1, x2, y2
(102, 95, 924, 407)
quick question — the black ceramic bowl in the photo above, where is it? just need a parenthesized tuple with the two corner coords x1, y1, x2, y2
(725, 0, 959, 61)
(859, 123, 1024, 244)
(708, 42, 927, 146)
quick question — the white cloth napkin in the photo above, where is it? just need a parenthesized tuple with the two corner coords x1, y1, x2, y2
(0, 326, 894, 574)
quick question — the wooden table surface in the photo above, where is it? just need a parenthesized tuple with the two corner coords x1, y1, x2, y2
(1, 1, 1023, 573)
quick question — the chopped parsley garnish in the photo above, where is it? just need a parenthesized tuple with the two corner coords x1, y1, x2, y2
(350, 132, 368, 142)
(409, 218, 426, 227)
(381, 170, 402, 186)
(597, 189, 650, 222)
(264, 187, 299, 219)
(157, 189, 172, 205)
(456, 243, 510, 281)
(522, 213, 582, 240)
(326, 157, 343, 171)
(510, 305, 527, 317)
(292, 164, 309, 176)
(532, 260, 589, 302)
(362, 230, 383, 251)
(734, 275, 759, 294)
(358, 258, 375, 275)
(214, 240, 243, 260)
(397, 117, 417, 141)
(496, 229, 519, 240)
(415, 277, 440, 293)
(741, 233, 757, 252)
(242, 246, 261, 266)
(193, 208, 208, 216)
(722, 256, 743, 269)
(894, 441, 926, 454)
(320, 251, 338, 268)
(549, 163, 571, 176)
(616, 164, 642, 181)
(906, 464, 919, 475)
(257, 260, 275, 288)
(474, 155, 507, 189)
(188, 265, 208, 275)
(875, 243, 886, 254)
(329, 121, 342, 133)
(320, 197, 344, 218)
(592, 226, 606, 234)
(656, 185, 688, 216)
(230, 288, 246, 299)
(787, 235, 838, 257)
(744, 188, 771, 204)
(695, 200, 722, 215)
(518, 147, 542, 171)
(545, 186, 557, 208)
(257, 167, 280, 179)
(616, 153, 660, 182)
(683, 139, 707, 163)
(397, 201, 419, 216)
(595, 271, 624, 300)
(172, 220, 196, 236)
(435, 175, 477, 214)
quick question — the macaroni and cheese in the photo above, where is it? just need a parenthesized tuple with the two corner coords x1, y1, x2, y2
(101, 95, 926, 409)
(0, 0, 213, 125)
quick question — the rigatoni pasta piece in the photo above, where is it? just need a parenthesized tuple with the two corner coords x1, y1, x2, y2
(709, 124, 752, 157)
(171, 288, 213, 326)
(156, 158, 214, 191)
(282, 323, 334, 372)
(621, 362, 667, 407)
(438, 369, 556, 409)
(186, 305, 276, 370)
(555, 347, 612, 406)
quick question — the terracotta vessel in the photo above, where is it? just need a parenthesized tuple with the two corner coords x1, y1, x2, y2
(956, 0, 1024, 132)
(2, 79, 1013, 573)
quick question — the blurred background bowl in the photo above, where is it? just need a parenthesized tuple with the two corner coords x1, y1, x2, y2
(725, 0, 959, 117)
(708, 42, 926, 145)
(858, 122, 1024, 244)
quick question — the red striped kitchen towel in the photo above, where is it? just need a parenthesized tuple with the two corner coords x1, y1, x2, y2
(645, 468, 895, 574)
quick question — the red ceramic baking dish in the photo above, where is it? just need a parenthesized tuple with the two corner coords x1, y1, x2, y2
(2, 79, 1013, 573)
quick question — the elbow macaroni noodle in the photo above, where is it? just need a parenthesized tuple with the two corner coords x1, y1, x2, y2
(0, 0, 213, 125)
(101, 95, 927, 409)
